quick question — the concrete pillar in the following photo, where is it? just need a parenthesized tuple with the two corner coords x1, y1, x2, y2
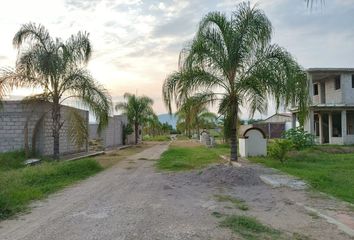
(329, 113, 333, 144)
(309, 110, 315, 135)
(318, 113, 323, 144)
(318, 82, 322, 104)
(291, 113, 297, 129)
(308, 73, 313, 105)
(342, 110, 347, 143)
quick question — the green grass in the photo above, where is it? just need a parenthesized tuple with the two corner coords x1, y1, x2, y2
(0, 151, 27, 171)
(219, 215, 281, 240)
(156, 144, 229, 171)
(214, 194, 249, 211)
(0, 158, 102, 220)
(251, 146, 354, 203)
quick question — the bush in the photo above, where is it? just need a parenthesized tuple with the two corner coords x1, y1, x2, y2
(282, 127, 314, 150)
(268, 139, 294, 163)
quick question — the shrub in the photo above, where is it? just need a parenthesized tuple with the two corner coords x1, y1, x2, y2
(282, 127, 314, 150)
(268, 139, 294, 163)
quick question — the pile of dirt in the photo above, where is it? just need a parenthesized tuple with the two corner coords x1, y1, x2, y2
(173, 164, 264, 186)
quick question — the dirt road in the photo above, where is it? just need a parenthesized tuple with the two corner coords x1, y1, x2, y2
(0, 143, 352, 240)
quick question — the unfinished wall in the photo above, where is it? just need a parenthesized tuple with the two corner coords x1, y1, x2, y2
(89, 115, 139, 149)
(341, 73, 354, 104)
(324, 77, 342, 104)
(0, 101, 88, 156)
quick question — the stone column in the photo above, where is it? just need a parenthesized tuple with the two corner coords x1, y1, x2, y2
(318, 113, 323, 144)
(318, 82, 322, 104)
(291, 113, 297, 129)
(309, 110, 315, 135)
(329, 113, 333, 144)
(308, 73, 313, 105)
(342, 110, 347, 144)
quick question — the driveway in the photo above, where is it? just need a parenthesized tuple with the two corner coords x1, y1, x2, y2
(0, 143, 352, 240)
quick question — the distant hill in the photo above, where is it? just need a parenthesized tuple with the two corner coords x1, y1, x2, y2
(158, 114, 177, 129)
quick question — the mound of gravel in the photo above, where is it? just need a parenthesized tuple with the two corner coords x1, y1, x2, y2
(173, 164, 264, 187)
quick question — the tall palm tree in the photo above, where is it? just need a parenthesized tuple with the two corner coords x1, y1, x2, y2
(144, 114, 160, 136)
(115, 93, 154, 144)
(174, 93, 213, 137)
(197, 111, 217, 130)
(163, 2, 308, 161)
(0, 23, 111, 159)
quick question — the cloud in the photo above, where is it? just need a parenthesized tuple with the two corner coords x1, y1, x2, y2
(1, 0, 354, 116)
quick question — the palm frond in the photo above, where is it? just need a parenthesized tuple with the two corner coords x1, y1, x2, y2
(67, 108, 88, 148)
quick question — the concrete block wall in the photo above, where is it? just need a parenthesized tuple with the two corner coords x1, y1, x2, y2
(89, 114, 139, 148)
(324, 77, 342, 104)
(312, 73, 354, 105)
(0, 101, 88, 156)
(341, 73, 354, 104)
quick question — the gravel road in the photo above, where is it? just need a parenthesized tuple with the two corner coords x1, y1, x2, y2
(0, 143, 352, 240)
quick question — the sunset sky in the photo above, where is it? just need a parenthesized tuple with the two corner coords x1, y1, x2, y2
(1, 0, 354, 119)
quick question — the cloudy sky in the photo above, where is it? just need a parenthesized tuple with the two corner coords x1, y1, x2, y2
(1, 0, 354, 118)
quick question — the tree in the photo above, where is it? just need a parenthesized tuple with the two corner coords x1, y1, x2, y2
(174, 93, 214, 137)
(0, 23, 111, 160)
(115, 93, 154, 144)
(163, 2, 308, 161)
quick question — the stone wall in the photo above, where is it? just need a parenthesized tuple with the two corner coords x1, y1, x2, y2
(0, 101, 88, 156)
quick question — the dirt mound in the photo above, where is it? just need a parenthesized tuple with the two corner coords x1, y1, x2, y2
(173, 164, 264, 187)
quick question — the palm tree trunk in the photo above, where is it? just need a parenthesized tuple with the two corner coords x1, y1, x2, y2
(230, 103, 238, 162)
(52, 102, 61, 160)
(134, 122, 139, 145)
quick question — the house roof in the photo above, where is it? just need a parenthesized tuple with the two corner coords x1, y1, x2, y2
(307, 68, 354, 73)
(263, 113, 292, 121)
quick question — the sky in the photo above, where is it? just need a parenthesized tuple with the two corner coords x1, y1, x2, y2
(1, 0, 354, 119)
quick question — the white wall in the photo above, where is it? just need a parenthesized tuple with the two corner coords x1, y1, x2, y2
(239, 129, 267, 157)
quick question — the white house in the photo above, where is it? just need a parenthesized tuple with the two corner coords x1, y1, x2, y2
(291, 68, 354, 145)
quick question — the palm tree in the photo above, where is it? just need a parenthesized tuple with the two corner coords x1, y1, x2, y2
(0, 23, 111, 159)
(174, 93, 213, 137)
(163, 2, 308, 161)
(115, 93, 154, 144)
(197, 111, 217, 130)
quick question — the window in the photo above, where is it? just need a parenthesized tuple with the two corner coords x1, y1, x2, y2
(335, 76, 341, 90)
(313, 83, 319, 95)
(352, 75, 354, 88)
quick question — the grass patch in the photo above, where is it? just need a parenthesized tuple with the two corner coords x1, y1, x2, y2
(220, 215, 281, 240)
(0, 151, 28, 171)
(214, 194, 249, 211)
(251, 146, 354, 203)
(0, 158, 102, 220)
(156, 143, 229, 171)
